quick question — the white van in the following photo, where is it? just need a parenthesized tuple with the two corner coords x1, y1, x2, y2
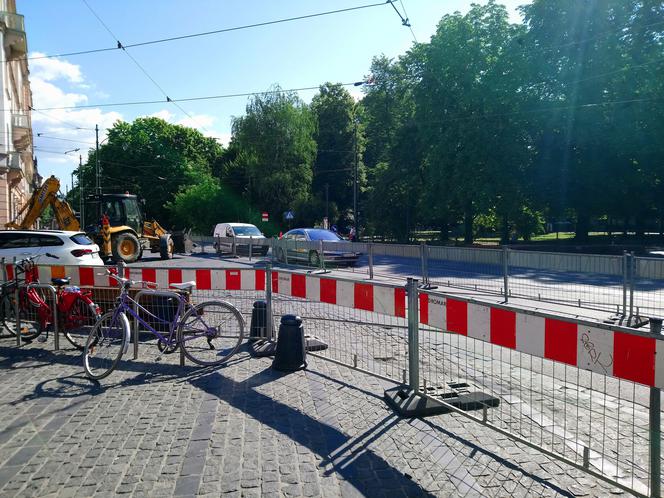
(212, 223, 269, 256)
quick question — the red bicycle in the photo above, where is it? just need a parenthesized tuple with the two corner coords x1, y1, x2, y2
(1, 254, 101, 350)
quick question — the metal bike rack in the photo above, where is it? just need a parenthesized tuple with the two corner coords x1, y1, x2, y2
(133, 289, 185, 363)
(17, 283, 58, 350)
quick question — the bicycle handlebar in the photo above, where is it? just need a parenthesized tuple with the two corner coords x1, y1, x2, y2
(99, 270, 157, 289)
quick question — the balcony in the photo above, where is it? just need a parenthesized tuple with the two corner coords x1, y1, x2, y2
(11, 111, 30, 152)
(0, 11, 26, 58)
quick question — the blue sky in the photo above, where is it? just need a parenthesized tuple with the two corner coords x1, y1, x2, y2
(20, 0, 527, 190)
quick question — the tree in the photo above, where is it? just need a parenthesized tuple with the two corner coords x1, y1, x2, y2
(230, 88, 316, 228)
(310, 83, 358, 225)
(411, 1, 531, 244)
(78, 117, 222, 227)
(522, 0, 664, 239)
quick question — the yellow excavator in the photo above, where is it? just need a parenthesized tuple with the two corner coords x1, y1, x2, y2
(6, 175, 173, 264)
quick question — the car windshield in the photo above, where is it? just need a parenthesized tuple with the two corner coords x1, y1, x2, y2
(233, 226, 261, 236)
(306, 229, 342, 241)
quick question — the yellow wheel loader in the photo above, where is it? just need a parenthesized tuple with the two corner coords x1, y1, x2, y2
(5, 175, 173, 264)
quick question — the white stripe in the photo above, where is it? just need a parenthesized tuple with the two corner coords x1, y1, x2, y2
(277, 272, 291, 296)
(66, 266, 81, 286)
(515, 313, 545, 357)
(37, 265, 53, 282)
(210, 270, 225, 290)
(240, 270, 254, 290)
(467, 303, 490, 342)
(577, 325, 614, 376)
(336, 280, 354, 309)
(656, 339, 664, 390)
(93, 269, 109, 287)
(305, 275, 320, 302)
(128, 267, 142, 283)
(155, 269, 169, 290)
(181, 270, 196, 286)
(427, 294, 447, 331)
(373, 286, 395, 316)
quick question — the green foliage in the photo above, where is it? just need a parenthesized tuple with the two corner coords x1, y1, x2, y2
(78, 117, 222, 228)
(230, 87, 317, 227)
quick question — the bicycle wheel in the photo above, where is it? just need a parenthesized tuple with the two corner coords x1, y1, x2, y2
(63, 296, 100, 351)
(83, 311, 129, 380)
(179, 300, 244, 366)
(1, 292, 40, 341)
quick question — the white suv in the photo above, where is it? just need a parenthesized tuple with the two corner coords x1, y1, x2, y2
(0, 230, 104, 266)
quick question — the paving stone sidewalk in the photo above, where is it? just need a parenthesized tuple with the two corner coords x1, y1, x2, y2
(0, 336, 629, 497)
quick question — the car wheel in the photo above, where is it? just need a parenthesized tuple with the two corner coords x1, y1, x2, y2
(308, 250, 321, 267)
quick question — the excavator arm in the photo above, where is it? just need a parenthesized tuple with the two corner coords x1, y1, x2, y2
(5, 175, 80, 231)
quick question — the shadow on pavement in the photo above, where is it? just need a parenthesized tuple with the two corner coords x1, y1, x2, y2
(1, 343, 576, 496)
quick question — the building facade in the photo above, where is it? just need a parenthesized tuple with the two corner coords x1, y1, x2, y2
(0, 0, 36, 227)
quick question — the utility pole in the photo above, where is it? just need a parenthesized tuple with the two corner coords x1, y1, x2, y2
(353, 119, 359, 240)
(79, 154, 84, 226)
(95, 123, 102, 218)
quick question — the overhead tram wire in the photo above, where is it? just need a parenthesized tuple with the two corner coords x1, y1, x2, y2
(81, 0, 208, 134)
(6, 1, 393, 65)
(30, 82, 366, 111)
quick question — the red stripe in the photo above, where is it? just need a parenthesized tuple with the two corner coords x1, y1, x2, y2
(196, 269, 211, 290)
(291, 274, 306, 298)
(226, 270, 241, 290)
(320, 278, 336, 304)
(168, 269, 182, 286)
(394, 288, 406, 318)
(354, 283, 374, 312)
(419, 293, 429, 324)
(446, 299, 467, 335)
(613, 332, 655, 386)
(142, 268, 157, 285)
(490, 308, 516, 349)
(79, 267, 94, 286)
(544, 319, 577, 366)
(255, 269, 266, 291)
(6, 264, 13, 280)
(271, 271, 279, 294)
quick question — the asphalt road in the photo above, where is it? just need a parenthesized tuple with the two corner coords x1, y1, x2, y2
(129, 248, 664, 322)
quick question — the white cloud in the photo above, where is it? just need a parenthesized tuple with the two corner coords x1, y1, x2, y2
(30, 52, 83, 83)
(31, 77, 88, 108)
(145, 108, 228, 144)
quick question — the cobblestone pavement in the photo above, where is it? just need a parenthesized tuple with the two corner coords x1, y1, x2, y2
(0, 334, 635, 497)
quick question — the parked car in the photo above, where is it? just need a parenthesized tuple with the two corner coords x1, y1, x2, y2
(212, 223, 269, 256)
(0, 230, 104, 266)
(276, 228, 360, 267)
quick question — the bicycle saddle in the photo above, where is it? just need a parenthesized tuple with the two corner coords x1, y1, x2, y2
(51, 277, 71, 286)
(169, 281, 196, 291)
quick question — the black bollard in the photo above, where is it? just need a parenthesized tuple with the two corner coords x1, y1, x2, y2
(250, 300, 269, 342)
(272, 315, 307, 372)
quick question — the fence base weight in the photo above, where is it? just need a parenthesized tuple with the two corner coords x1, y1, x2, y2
(384, 387, 500, 418)
(250, 335, 328, 358)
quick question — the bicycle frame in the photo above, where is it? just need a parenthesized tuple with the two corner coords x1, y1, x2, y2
(114, 288, 187, 349)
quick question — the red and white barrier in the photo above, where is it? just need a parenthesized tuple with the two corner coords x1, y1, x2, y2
(419, 292, 664, 389)
(6, 265, 267, 292)
(270, 271, 406, 319)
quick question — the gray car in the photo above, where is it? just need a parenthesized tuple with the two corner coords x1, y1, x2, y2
(276, 228, 359, 267)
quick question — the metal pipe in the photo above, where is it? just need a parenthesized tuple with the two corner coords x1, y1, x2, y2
(248, 236, 253, 262)
(368, 242, 374, 279)
(622, 251, 628, 316)
(649, 317, 662, 498)
(265, 264, 273, 341)
(503, 246, 509, 303)
(407, 278, 420, 392)
(629, 252, 635, 321)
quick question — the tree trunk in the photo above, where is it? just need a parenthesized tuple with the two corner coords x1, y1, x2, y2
(575, 212, 590, 242)
(439, 220, 449, 242)
(464, 202, 474, 244)
(500, 214, 509, 245)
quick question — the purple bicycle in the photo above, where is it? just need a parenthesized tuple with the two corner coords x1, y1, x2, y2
(83, 270, 245, 380)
